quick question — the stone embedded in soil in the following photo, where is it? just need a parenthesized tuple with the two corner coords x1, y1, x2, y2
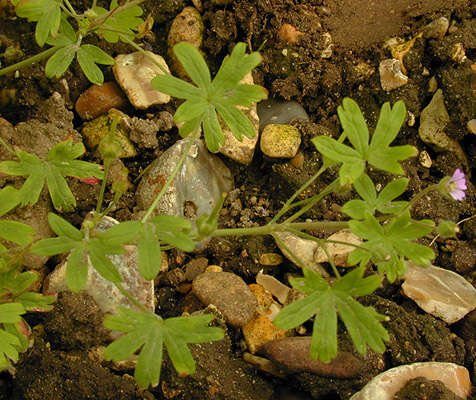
(274, 232, 329, 277)
(242, 314, 288, 354)
(167, 6, 204, 80)
(422, 16, 450, 40)
(313, 229, 362, 267)
(192, 271, 258, 327)
(184, 257, 209, 281)
(46, 215, 154, 317)
(259, 253, 283, 266)
(379, 58, 408, 91)
(218, 72, 260, 165)
(394, 377, 465, 400)
(257, 99, 309, 131)
(419, 89, 466, 164)
(401, 261, 476, 324)
(260, 124, 302, 158)
(261, 337, 363, 378)
(467, 119, 476, 134)
(113, 51, 171, 110)
(349, 362, 471, 400)
(256, 273, 290, 305)
(75, 82, 127, 120)
(81, 109, 137, 158)
(136, 138, 233, 219)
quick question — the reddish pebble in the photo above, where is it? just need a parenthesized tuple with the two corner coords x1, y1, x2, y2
(279, 23, 304, 44)
(75, 82, 127, 120)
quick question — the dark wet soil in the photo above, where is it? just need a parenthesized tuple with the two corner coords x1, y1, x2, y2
(0, 0, 475, 399)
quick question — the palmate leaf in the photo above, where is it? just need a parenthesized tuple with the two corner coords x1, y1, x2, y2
(312, 99, 417, 185)
(0, 139, 103, 212)
(93, 0, 144, 43)
(15, 0, 61, 46)
(0, 328, 21, 369)
(104, 307, 223, 388)
(76, 44, 114, 85)
(151, 42, 267, 153)
(273, 267, 387, 363)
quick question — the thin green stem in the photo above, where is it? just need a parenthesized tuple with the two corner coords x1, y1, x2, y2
(118, 34, 170, 75)
(95, 159, 111, 215)
(398, 183, 439, 218)
(87, 0, 144, 33)
(270, 165, 327, 224)
(0, 137, 15, 155)
(63, 0, 78, 17)
(141, 131, 200, 223)
(0, 46, 59, 77)
(114, 282, 148, 312)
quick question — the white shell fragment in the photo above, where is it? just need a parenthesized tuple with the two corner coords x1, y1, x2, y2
(113, 51, 171, 109)
(46, 216, 154, 316)
(274, 232, 329, 277)
(379, 59, 408, 91)
(313, 229, 362, 267)
(256, 272, 291, 304)
(350, 362, 471, 400)
(402, 262, 476, 324)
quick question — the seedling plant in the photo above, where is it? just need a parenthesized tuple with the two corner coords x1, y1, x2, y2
(0, 0, 469, 390)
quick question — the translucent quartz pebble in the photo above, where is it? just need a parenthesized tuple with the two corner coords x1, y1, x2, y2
(46, 215, 154, 317)
(350, 362, 471, 400)
(257, 99, 309, 131)
(136, 138, 233, 218)
(402, 262, 476, 324)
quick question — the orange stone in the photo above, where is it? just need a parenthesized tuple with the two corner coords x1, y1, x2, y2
(279, 23, 304, 44)
(75, 82, 127, 120)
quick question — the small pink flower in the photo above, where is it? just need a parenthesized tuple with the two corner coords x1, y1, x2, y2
(446, 169, 467, 201)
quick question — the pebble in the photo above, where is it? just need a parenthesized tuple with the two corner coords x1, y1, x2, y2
(259, 253, 283, 266)
(401, 261, 476, 324)
(205, 265, 223, 272)
(136, 138, 233, 218)
(184, 257, 209, 281)
(260, 124, 301, 158)
(75, 82, 127, 120)
(248, 284, 273, 313)
(423, 17, 450, 40)
(274, 232, 329, 277)
(279, 23, 304, 44)
(113, 51, 171, 110)
(467, 119, 476, 135)
(45, 215, 154, 317)
(428, 76, 438, 92)
(257, 100, 309, 131)
(242, 314, 288, 354)
(418, 150, 432, 168)
(192, 271, 258, 327)
(256, 272, 290, 305)
(167, 7, 204, 80)
(261, 337, 363, 378)
(219, 72, 260, 165)
(450, 43, 467, 63)
(379, 59, 408, 91)
(313, 229, 362, 267)
(349, 362, 471, 400)
(81, 109, 137, 158)
(419, 90, 466, 162)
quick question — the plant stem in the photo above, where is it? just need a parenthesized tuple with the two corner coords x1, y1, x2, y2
(0, 47, 59, 77)
(141, 131, 200, 223)
(114, 282, 148, 312)
(87, 0, 144, 33)
(96, 159, 110, 215)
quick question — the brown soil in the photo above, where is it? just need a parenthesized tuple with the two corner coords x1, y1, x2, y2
(0, 0, 475, 399)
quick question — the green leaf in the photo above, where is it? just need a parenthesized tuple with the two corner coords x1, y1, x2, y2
(215, 99, 256, 141)
(0, 186, 21, 217)
(174, 99, 207, 124)
(98, 220, 141, 246)
(202, 104, 223, 153)
(371, 101, 406, 149)
(0, 328, 21, 367)
(311, 136, 363, 164)
(274, 267, 388, 362)
(104, 307, 223, 388)
(16, 0, 61, 46)
(1, 271, 37, 295)
(47, 213, 82, 241)
(94, 0, 144, 43)
(46, 18, 77, 47)
(337, 98, 369, 157)
(77, 44, 114, 85)
(0, 303, 25, 323)
(0, 220, 35, 246)
(173, 42, 211, 88)
(151, 75, 204, 100)
(88, 243, 123, 283)
(30, 237, 77, 256)
(137, 223, 162, 281)
(0, 139, 103, 210)
(66, 247, 88, 293)
(368, 145, 417, 175)
(45, 45, 76, 79)
(16, 292, 55, 312)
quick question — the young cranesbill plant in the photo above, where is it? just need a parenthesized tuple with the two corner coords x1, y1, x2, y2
(0, 0, 146, 84)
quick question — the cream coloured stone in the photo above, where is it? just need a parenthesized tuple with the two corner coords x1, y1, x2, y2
(313, 229, 362, 267)
(350, 362, 471, 400)
(379, 59, 408, 91)
(113, 51, 170, 110)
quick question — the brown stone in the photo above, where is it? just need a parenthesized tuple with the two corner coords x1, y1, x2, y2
(75, 82, 127, 120)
